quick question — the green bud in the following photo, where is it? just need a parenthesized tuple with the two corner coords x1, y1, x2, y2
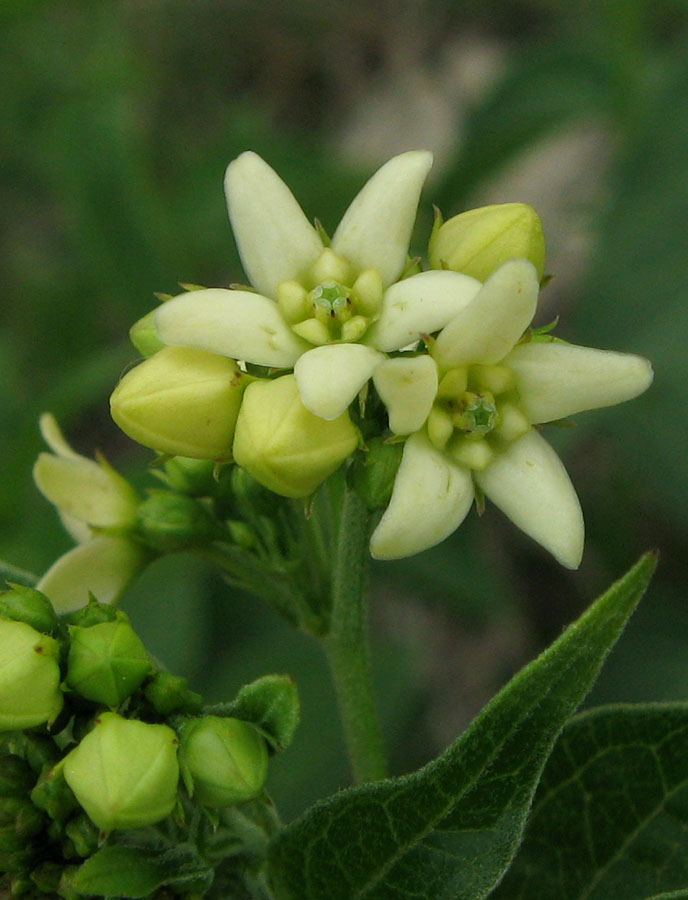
(163, 457, 217, 496)
(233, 375, 359, 498)
(143, 672, 203, 716)
(63, 713, 179, 833)
(29, 861, 62, 894)
(110, 346, 247, 460)
(129, 309, 165, 358)
(180, 716, 268, 808)
(0, 756, 34, 798)
(0, 733, 59, 774)
(429, 203, 546, 282)
(350, 437, 404, 512)
(66, 614, 151, 708)
(0, 620, 63, 732)
(68, 597, 118, 628)
(30, 761, 78, 822)
(0, 585, 58, 635)
(64, 813, 99, 858)
(136, 490, 219, 552)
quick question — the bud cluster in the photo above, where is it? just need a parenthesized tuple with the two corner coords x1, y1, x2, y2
(0, 587, 298, 899)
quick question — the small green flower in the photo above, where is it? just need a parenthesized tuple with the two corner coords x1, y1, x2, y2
(0, 619, 63, 732)
(179, 716, 268, 807)
(63, 713, 179, 833)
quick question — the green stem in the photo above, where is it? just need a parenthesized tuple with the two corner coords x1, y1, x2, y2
(323, 489, 388, 784)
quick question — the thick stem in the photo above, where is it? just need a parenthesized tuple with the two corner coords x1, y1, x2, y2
(324, 489, 388, 783)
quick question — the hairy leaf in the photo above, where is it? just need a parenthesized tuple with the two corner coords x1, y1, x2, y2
(268, 554, 656, 900)
(493, 703, 688, 899)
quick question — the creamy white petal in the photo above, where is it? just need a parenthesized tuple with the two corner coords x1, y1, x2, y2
(433, 259, 539, 368)
(367, 270, 481, 352)
(156, 288, 309, 368)
(294, 344, 384, 420)
(475, 429, 584, 568)
(38, 413, 82, 459)
(224, 151, 323, 299)
(331, 151, 433, 287)
(33, 454, 139, 528)
(36, 537, 146, 614)
(370, 432, 474, 560)
(373, 355, 438, 434)
(59, 512, 93, 545)
(503, 342, 654, 424)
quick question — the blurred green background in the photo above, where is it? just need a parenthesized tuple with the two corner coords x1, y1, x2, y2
(2, 0, 687, 820)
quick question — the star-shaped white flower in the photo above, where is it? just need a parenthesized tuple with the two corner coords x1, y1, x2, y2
(153, 151, 482, 420)
(370, 259, 653, 568)
(33, 414, 146, 613)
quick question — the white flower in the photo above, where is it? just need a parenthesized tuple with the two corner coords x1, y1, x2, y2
(153, 151, 482, 420)
(33, 414, 146, 613)
(370, 259, 654, 568)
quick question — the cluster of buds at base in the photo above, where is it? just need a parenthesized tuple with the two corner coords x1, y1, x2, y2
(0, 590, 299, 899)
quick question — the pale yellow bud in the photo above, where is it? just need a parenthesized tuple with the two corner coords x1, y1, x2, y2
(232, 375, 359, 498)
(110, 346, 247, 460)
(429, 203, 546, 282)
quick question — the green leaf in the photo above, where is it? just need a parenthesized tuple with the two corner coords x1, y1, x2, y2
(267, 553, 656, 900)
(492, 702, 688, 899)
(71, 843, 212, 898)
(221, 674, 301, 753)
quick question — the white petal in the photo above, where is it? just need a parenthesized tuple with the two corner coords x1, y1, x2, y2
(33, 454, 139, 528)
(503, 341, 654, 424)
(331, 151, 433, 287)
(224, 152, 323, 299)
(59, 512, 93, 544)
(373, 355, 438, 434)
(156, 288, 309, 368)
(433, 259, 539, 368)
(38, 413, 81, 459)
(367, 270, 481, 352)
(36, 537, 146, 613)
(475, 429, 584, 568)
(294, 344, 384, 420)
(370, 432, 474, 560)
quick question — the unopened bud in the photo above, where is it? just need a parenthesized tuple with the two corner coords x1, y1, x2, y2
(143, 672, 202, 716)
(136, 490, 219, 552)
(163, 457, 217, 496)
(110, 346, 247, 459)
(68, 597, 119, 628)
(63, 713, 179, 833)
(429, 203, 546, 282)
(129, 309, 165, 358)
(66, 613, 152, 708)
(0, 585, 58, 635)
(0, 620, 63, 732)
(233, 375, 359, 498)
(180, 716, 268, 808)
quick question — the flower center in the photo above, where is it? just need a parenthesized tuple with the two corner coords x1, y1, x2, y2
(427, 364, 530, 469)
(276, 249, 384, 347)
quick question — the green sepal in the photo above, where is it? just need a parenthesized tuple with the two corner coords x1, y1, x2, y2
(350, 437, 403, 512)
(267, 553, 656, 900)
(143, 671, 203, 716)
(68, 596, 118, 627)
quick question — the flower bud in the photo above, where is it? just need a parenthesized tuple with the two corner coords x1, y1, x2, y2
(429, 203, 546, 282)
(143, 672, 203, 716)
(110, 346, 248, 459)
(69, 597, 118, 628)
(66, 614, 152, 708)
(63, 713, 179, 833)
(129, 309, 165, 358)
(0, 620, 63, 732)
(163, 457, 217, 496)
(179, 716, 268, 808)
(232, 375, 359, 498)
(0, 584, 58, 635)
(135, 490, 219, 552)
